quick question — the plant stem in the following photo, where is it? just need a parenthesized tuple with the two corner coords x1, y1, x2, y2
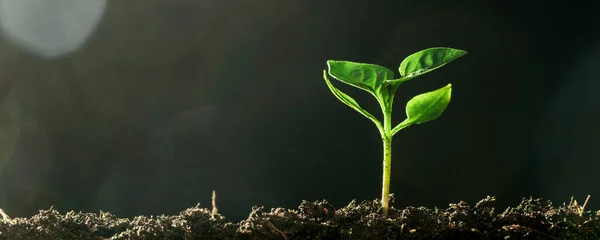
(381, 137, 392, 217)
(381, 108, 393, 217)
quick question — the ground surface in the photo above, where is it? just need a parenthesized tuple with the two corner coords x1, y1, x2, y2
(0, 196, 598, 239)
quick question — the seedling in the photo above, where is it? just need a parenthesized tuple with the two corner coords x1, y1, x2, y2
(322, 47, 467, 217)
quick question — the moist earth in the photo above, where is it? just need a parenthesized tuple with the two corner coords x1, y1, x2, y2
(0, 196, 598, 239)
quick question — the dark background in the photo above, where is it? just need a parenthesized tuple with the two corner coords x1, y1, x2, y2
(0, 0, 599, 221)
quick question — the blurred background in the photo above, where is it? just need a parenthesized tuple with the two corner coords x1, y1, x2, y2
(0, 0, 599, 221)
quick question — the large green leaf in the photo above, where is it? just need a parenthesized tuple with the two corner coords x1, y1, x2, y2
(400, 83, 452, 127)
(323, 70, 381, 127)
(389, 47, 466, 83)
(327, 60, 394, 94)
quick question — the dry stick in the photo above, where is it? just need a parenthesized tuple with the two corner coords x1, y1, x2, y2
(0, 208, 14, 224)
(265, 220, 288, 240)
(580, 195, 591, 217)
(576, 195, 593, 232)
(211, 190, 218, 218)
(502, 224, 559, 240)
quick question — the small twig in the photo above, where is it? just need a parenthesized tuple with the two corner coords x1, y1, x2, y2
(502, 224, 559, 240)
(0, 208, 14, 224)
(580, 195, 591, 216)
(211, 190, 218, 218)
(265, 220, 288, 240)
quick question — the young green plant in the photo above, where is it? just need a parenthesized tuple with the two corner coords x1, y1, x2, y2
(322, 47, 467, 217)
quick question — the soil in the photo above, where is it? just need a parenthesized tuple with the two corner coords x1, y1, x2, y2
(0, 195, 598, 239)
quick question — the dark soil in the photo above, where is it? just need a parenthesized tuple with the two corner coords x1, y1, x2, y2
(0, 195, 598, 239)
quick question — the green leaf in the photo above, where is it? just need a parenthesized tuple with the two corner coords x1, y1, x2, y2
(384, 81, 402, 106)
(403, 83, 452, 126)
(327, 60, 394, 94)
(389, 47, 466, 83)
(323, 70, 382, 127)
(375, 83, 391, 107)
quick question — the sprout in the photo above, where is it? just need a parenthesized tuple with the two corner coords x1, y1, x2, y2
(322, 47, 467, 217)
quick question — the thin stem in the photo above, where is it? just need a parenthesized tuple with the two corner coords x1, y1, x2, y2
(381, 107, 393, 217)
(391, 120, 410, 136)
(381, 136, 392, 217)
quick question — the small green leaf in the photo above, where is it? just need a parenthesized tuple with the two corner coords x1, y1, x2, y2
(327, 60, 394, 94)
(403, 83, 452, 125)
(390, 47, 466, 83)
(323, 70, 382, 127)
(375, 83, 391, 107)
